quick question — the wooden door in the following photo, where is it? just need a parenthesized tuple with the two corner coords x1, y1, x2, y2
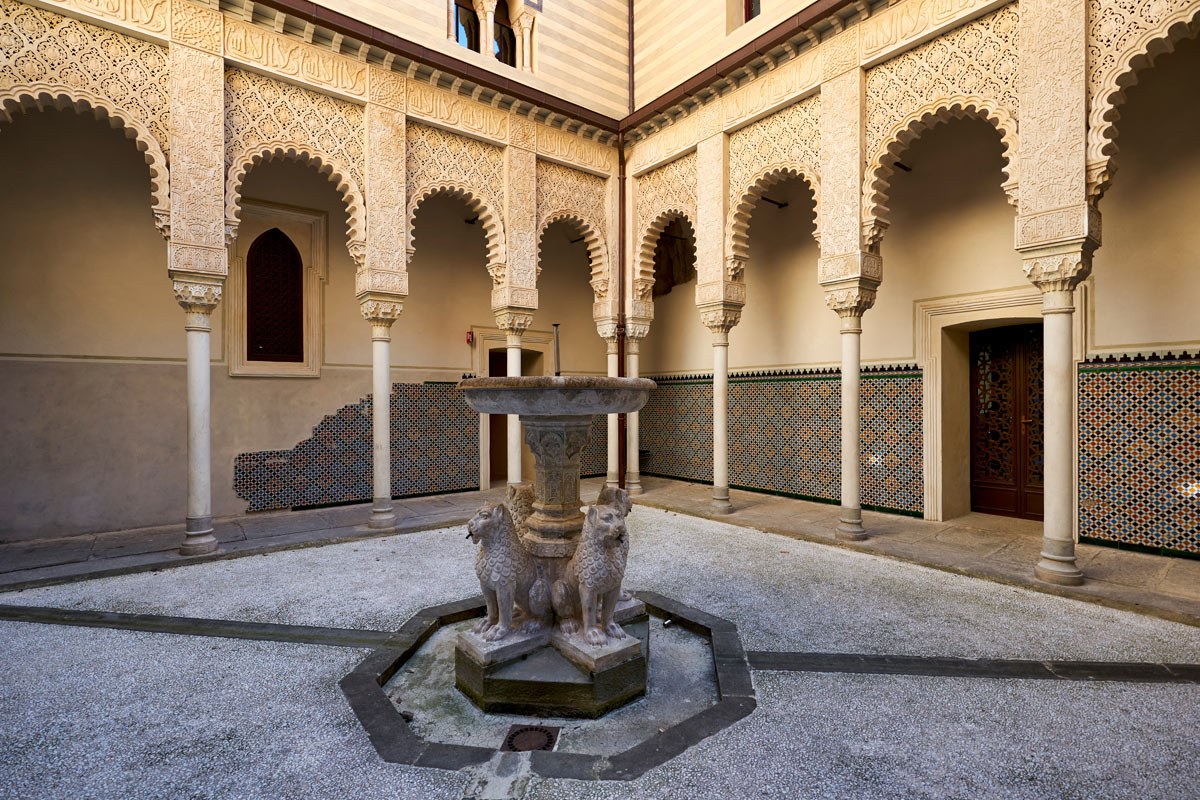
(969, 324, 1044, 520)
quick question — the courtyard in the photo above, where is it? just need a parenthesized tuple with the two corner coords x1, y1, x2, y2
(4, 495, 1199, 800)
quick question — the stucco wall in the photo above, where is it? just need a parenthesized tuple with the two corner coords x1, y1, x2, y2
(1089, 34, 1200, 354)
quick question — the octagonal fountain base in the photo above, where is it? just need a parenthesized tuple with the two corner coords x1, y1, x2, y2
(455, 601, 649, 718)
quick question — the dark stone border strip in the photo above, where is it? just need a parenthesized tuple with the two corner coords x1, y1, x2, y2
(340, 593, 757, 782)
(747, 651, 1200, 684)
(0, 604, 392, 649)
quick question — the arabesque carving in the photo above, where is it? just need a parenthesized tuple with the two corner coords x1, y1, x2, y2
(537, 160, 608, 301)
(860, 0, 1003, 63)
(722, 48, 821, 130)
(536, 123, 616, 174)
(224, 67, 366, 251)
(1085, 0, 1199, 199)
(364, 102, 407, 281)
(169, 42, 224, 254)
(635, 152, 697, 312)
(727, 94, 821, 263)
(406, 121, 506, 275)
(407, 80, 508, 143)
(1, 0, 169, 155)
(172, 1, 221, 54)
(864, 4, 1020, 233)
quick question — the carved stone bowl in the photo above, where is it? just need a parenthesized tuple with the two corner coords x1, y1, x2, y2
(459, 376, 656, 417)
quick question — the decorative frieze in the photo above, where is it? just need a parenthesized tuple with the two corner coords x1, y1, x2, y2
(368, 65, 405, 111)
(722, 48, 822, 131)
(31, 0, 169, 38)
(223, 17, 367, 99)
(407, 80, 508, 144)
(536, 123, 616, 175)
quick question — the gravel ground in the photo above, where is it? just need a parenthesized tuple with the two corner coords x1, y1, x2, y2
(4, 620, 1197, 800)
(7, 507, 1200, 662)
(527, 672, 1200, 800)
(0, 622, 469, 800)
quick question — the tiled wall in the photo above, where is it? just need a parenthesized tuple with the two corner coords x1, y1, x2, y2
(1078, 354, 1200, 555)
(579, 414, 609, 478)
(641, 367, 924, 515)
(234, 382, 479, 512)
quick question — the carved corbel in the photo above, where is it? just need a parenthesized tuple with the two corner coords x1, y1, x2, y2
(348, 239, 367, 270)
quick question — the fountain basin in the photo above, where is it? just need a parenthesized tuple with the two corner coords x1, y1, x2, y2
(459, 376, 655, 417)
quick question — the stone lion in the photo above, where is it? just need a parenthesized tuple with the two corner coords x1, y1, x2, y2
(506, 482, 536, 538)
(596, 485, 634, 603)
(466, 502, 550, 641)
(553, 501, 630, 646)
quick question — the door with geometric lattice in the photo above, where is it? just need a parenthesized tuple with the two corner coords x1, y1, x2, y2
(969, 324, 1044, 520)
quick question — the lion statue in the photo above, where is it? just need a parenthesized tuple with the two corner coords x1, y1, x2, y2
(553, 499, 630, 646)
(506, 482, 536, 538)
(596, 485, 634, 603)
(466, 502, 550, 641)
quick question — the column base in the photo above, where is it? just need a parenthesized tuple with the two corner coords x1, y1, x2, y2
(835, 507, 868, 542)
(368, 498, 397, 532)
(626, 474, 643, 496)
(1034, 537, 1084, 585)
(712, 490, 733, 514)
(179, 516, 218, 556)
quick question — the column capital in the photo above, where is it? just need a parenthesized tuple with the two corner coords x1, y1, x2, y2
(360, 296, 403, 326)
(594, 317, 620, 342)
(625, 320, 651, 342)
(699, 304, 742, 339)
(1021, 241, 1096, 295)
(823, 281, 877, 322)
(495, 308, 534, 334)
(173, 275, 223, 331)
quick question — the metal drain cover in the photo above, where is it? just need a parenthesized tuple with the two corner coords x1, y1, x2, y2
(500, 724, 560, 752)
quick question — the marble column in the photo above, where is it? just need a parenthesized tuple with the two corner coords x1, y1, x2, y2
(625, 338, 643, 495)
(1020, 241, 1093, 586)
(361, 300, 402, 531)
(606, 337, 620, 488)
(521, 23, 532, 71)
(506, 330, 523, 485)
(702, 308, 740, 513)
(174, 278, 223, 556)
(824, 286, 876, 542)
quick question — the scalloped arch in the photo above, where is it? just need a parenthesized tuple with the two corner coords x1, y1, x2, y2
(226, 141, 367, 258)
(538, 211, 609, 304)
(863, 97, 1018, 244)
(0, 84, 170, 233)
(636, 207, 696, 302)
(726, 163, 820, 264)
(1087, 9, 1200, 200)
(407, 182, 506, 274)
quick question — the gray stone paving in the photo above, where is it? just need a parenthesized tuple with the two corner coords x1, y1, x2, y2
(4, 508, 1200, 798)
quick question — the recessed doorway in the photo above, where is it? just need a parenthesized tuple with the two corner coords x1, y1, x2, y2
(486, 346, 545, 485)
(969, 323, 1044, 520)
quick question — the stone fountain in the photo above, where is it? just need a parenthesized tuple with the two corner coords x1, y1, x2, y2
(456, 376, 655, 717)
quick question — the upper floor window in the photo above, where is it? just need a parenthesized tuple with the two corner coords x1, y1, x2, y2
(246, 228, 304, 363)
(494, 0, 517, 66)
(744, 0, 760, 22)
(454, 0, 480, 51)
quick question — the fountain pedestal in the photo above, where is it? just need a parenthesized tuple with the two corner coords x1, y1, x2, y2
(457, 376, 655, 718)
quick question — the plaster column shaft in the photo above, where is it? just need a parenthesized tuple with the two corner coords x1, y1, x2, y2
(837, 314, 867, 540)
(1035, 290, 1084, 584)
(712, 331, 732, 512)
(369, 323, 397, 530)
(507, 331, 523, 485)
(181, 310, 217, 555)
(522, 25, 532, 71)
(482, 10, 494, 57)
(625, 340, 642, 494)
(606, 339, 620, 488)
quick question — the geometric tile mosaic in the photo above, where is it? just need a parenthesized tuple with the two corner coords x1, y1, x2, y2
(642, 366, 923, 516)
(1078, 353, 1200, 555)
(579, 413, 608, 478)
(234, 382, 479, 512)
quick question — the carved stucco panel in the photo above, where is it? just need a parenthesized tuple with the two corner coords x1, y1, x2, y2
(722, 47, 822, 130)
(820, 68, 863, 261)
(168, 41, 224, 260)
(1018, 0, 1085, 217)
(171, 0, 221, 54)
(633, 151, 698, 308)
(1085, 0, 1199, 198)
(536, 159, 609, 304)
(535, 123, 616, 174)
(505, 144, 538, 297)
(728, 94, 821, 210)
(32, 0, 169, 38)
(364, 102, 407, 282)
(864, 3, 1019, 228)
(224, 67, 366, 247)
(860, 0, 1007, 64)
(406, 80, 508, 143)
(1, 0, 169, 153)
(405, 120, 506, 275)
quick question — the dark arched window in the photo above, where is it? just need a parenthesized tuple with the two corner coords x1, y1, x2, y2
(652, 218, 697, 298)
(494, 0, 517, 66)
(246, 228, 304, 363)
(454, 0, 480, 51)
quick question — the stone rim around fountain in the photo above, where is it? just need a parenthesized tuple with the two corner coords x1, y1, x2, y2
(458, 376, 656, 417)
